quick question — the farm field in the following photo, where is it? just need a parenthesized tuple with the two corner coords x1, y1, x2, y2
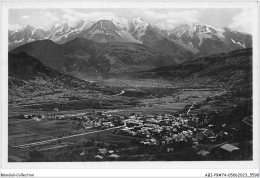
(8, 84, 238, 162)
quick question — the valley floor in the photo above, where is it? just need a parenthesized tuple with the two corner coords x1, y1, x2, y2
(8, 79, 252, 162)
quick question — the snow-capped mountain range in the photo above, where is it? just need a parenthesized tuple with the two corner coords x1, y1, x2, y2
(9, 17, 252, 58)
(167, 24, 252, 56)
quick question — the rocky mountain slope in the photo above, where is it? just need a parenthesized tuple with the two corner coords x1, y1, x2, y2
(8, 25, 50, 51)
(135, 48, 252, 91)
(8, 52, 93, 98)
(167, 24, 252, 57)
(9, 17, 252, 64)
(6, 18, 196, 62)
(129, 18, 197, 63)
(10, 38, 177, 80)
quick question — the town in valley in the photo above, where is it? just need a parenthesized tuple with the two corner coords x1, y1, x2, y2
(8, 8, 253, 162)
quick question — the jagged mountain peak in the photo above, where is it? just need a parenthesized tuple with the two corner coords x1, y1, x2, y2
(132, 17, 145, 22)
(97, 16, 130, 31)
(168, 23, 251, 57)
(9, 17, 252, 59)
(222, 27, 249, 35)
(172, 23, 224, 34)
(21, 24, 35, 31)
(50, 22, 70, 33)
(36, 26, 47, 31)
(223, 27, 237, 32)
(8, 25, 52, 51)
(131, 17, 149, 26)
(94, 19, 121, 31)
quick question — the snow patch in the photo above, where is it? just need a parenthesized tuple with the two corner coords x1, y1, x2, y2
(116, 31, 140, 43)
(54, 24, 60, 28)
(37, 26, 47, 31)
(112, 21, 120, 30)
(231, 39, 245, 48)
(96, 16, 130, 31)
(204, 24, 224, 32)
(131, 18, 149, 40)
(28, 38, 35, 42)
(13, 39, 24, 43)
(32, 28, 36, 35)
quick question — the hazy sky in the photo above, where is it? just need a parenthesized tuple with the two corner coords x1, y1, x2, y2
(9, 8, 252, 34)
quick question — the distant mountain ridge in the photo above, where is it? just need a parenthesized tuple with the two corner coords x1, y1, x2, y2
(167, 24, 252, 57)
(9, 25, 50, 50)
(10, 38, 178, 80)
(9, 17, 252, 59)
(135, 48, 252, 91)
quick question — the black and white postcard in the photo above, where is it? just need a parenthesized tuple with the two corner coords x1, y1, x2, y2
(1, 1, 259, 177)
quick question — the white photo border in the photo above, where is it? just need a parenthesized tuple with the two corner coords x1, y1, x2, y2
(1, 0, 259, 177)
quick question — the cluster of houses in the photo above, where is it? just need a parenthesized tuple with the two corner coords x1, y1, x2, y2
(70, 112, 124, 130)
(16, 112, 125, 146)
(115, 113, 207, 144)
(18, 106, 243, 160)
(19, 110, 234, 149)
(20, 114, 46, 121)
(19, 111, 125, 130)
(111, 111, 241, 159)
